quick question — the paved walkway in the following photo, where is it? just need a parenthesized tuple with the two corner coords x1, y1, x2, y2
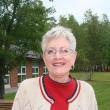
(5, 84, 19, 94)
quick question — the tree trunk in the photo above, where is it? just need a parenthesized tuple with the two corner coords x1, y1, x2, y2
(0, 58, 6, 99)
(0, 67, 5, 99)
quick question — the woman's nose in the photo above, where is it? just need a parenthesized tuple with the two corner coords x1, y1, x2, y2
(54, 51, 63, 59)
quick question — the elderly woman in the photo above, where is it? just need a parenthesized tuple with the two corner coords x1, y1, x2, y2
(12, 26, 98, 110)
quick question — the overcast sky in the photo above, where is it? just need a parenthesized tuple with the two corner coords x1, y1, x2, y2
(42, 0, 110, 23)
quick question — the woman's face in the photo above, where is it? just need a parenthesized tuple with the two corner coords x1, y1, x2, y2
(43, 37, 77, 78)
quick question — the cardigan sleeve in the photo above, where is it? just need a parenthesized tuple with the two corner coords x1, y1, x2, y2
(79, 81, 98, 110)
(12, 80, 32, 110)
(88, 84, 98, 110)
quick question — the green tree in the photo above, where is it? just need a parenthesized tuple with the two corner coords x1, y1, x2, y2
(0, 0, 55, 99)
(82, 10, 110, 72)
(101, 14, 110, 66)
(83, 10, 104, 65)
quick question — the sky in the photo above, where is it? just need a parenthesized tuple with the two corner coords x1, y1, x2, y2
(42, 0, 110, 23)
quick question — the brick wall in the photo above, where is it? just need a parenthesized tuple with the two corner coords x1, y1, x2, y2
(39, 62, 44, 76)
(26, 58, 33, 78)
(9, 58, 44, 87)
(10, 68, 18, 88)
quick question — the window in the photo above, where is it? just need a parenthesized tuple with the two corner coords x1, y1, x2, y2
(32, 66, 39, 75)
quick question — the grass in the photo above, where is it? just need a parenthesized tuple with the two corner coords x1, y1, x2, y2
(92, 81, 110, 110)
(5, 72, 110, 110)
(72, 72, 110, 110)
(4, 92, 16, 100)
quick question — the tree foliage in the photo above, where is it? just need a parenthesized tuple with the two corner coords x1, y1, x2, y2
(0, 0, 55, 99)
(83, 10, 110, 66)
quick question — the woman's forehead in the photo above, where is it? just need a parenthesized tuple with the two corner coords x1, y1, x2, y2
(47, 36, 69, 43)
(46, 37, 70, 49)
(48, 37, 69, 44)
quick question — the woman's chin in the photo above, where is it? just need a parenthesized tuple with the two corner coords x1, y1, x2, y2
(51, 71, 69, 77)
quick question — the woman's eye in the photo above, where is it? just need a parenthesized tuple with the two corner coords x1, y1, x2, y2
(63, 49, 69, 53)
(47, 50, 54, 54)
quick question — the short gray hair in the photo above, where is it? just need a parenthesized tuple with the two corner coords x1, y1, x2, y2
(41, 26, 76, 52)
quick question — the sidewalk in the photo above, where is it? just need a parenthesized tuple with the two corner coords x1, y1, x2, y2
(5, 84, 19, 94)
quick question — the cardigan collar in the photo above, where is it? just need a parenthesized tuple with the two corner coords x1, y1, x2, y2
(39, 75, 81, 104)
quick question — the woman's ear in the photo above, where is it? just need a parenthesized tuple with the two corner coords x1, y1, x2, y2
(42, 53, 46, 65)
(72, 51, 77, 65)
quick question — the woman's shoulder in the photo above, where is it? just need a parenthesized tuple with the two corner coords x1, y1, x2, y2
(19, 76, 40, 89)
(78, 80, 95, 93)
(22, 77, 39, 83)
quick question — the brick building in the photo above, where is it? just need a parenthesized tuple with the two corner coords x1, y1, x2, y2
(5, 51, 47, 88)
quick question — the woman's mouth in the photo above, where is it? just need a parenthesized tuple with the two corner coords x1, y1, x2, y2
(52, 62, 65, 66)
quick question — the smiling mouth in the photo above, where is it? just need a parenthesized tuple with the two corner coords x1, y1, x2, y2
(53, 62, 65, 66)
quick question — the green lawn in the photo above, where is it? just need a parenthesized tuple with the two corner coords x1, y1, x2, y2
(4, 92, 16, 100)
(5, 72, 110, 110)
(92, 81, 110, 110)
(72, 72, 110, 110)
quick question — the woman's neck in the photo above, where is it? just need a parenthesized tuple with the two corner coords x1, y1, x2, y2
(48, 73, 71, 83)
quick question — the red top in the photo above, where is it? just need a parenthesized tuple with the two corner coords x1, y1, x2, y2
(44, 75, 77, 110)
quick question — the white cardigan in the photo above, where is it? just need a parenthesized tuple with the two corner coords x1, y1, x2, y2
(12, 76, 98, 110)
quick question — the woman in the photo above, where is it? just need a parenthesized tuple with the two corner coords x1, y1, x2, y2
(12, 26, 98, 110)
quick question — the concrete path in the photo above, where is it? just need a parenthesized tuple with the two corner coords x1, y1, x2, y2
(5, 84, 19, 94)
